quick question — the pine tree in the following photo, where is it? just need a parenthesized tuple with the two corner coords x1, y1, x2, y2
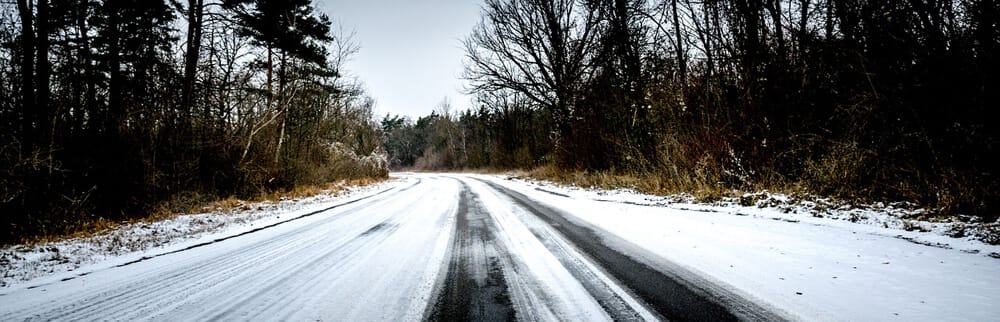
(222, 0, 333, 163)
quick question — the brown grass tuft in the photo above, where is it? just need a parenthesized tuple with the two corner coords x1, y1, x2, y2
(14, 177, 389, 247)
(528, 165, 742, 202)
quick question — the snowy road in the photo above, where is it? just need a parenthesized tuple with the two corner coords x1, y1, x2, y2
(0, 174, 776, 321)
(3, 173, 997, 321)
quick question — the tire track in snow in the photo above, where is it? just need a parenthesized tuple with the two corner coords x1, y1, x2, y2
(163, 179, 442, 321)
(486, 194, 654, 321)
(1, 177, 447, 321)
(431, 177, 654, 321)
(427, 183, 515, 322)
(460, 177, 654, 321)
(7, 177, 420, 297)
(34, 218, 337, 321)
(1, 174, 785, 321)
(22, 181, 418, 321)
(477, 178, 748, 322)
(207, 219, 405, 320)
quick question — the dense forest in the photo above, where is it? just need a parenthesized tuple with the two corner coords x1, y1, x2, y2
(382, 0, 998, 220)
(2, 0, 997, 244)
(0, 0, 386, 243)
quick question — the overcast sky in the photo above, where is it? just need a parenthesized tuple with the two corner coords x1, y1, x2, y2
(318, 0, 483, 120)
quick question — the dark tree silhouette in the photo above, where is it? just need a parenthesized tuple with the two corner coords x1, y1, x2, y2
(0, 0, 385, 244)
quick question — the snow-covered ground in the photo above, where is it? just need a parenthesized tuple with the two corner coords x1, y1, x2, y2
(486, 174, 1000, 321)
(0, 179, 399, 288)
(2, 173, 998, 321)
(511, 176, 1000, 258)
(1, 175, 450, 320)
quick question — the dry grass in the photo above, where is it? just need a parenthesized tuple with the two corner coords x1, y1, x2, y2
(256, 177, 386, 202)
(527, 164, 744, 203)
(14, 177, 389, 247)
(527, 148, 987, 221)
(20, 217, 118, 246)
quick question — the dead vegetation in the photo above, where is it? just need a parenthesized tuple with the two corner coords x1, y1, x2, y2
(13, 178, 388, 247)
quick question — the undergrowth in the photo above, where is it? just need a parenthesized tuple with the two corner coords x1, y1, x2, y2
(527, 161, 996, 223)
(11, 177, 388, 247)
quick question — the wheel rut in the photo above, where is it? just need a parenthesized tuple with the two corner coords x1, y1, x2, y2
(476, 178, 743, 322)
(427, 184, 515, 322)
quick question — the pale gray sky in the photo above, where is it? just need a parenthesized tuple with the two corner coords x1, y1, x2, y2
(318, 0, 483, 119)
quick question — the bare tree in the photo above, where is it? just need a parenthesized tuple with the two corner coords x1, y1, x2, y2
(464, 0, 603, 154)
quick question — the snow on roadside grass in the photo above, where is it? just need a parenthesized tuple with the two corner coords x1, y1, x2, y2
(0, 179, 402, 288)
(484, 174, 1000, 321)
(510, 175, 1000, 257)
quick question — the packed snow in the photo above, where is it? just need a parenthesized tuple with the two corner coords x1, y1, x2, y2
(483, 174, 1000, 321)
(1, 176, 451, 320)
(0, 179, 399, 288)
(2, 173, 998, 321)
(460, 177, 660, 321)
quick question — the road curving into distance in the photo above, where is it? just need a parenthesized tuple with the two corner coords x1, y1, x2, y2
(0, 173, 782, 321)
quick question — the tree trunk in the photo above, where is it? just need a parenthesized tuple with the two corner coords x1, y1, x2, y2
(35, 0, 50, 135)
(672, 0, 686, 85)
(17, 0, 35, 154)
(266, 45, 273, 114)
(799, 0, 811, 53)
(35, 0, 52, 175)
(824, 0, 833, 39)
(978, 0, 997, 115)
(107, 1, 123, 138)
(82, 3, 98, 133)
(182, 0, 204, 124)
(275, 52, 287, 165)
(695, 0, 716, 80)
(539, 2, 573, 162)
(766, 0, 786, 57)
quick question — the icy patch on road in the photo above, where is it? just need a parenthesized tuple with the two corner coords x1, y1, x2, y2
(0, 179, 402, 288)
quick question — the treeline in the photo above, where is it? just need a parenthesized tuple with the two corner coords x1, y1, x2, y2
(386, 0, 998, 219)
(0, 0, 386, 243)
(382, 99, 552, 170)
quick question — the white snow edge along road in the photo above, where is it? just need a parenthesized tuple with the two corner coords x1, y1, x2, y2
(485, 174, 1000, 321)
(1, 173, 998, 321)
(0, 179, 399, 288)
(515, 176, 1000, 258)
